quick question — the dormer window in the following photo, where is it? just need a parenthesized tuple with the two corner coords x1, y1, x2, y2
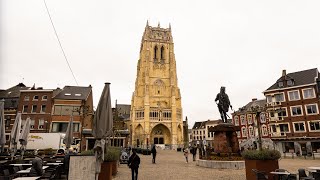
(287, 80, 294, 86)
(65, 93, 71, 96)
(278, 81, 284, 88)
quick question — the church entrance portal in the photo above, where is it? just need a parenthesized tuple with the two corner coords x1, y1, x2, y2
(154, 137, 164, 144)
(151, 124, 171, 145)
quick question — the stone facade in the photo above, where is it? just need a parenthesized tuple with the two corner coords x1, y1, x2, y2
(130, 22, 183, 149)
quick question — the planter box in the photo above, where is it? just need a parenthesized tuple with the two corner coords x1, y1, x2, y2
(245, 159, 279, 180)
(111, 161, 118, 176)
(99, 161, 112, 180)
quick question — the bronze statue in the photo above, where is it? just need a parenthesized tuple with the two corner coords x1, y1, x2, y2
(215, 86, 232, 123)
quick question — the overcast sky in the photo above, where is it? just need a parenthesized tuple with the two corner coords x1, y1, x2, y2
(1, 0, 320, 128)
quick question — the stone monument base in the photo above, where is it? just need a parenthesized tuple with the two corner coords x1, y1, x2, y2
(196, 159, 245, 169)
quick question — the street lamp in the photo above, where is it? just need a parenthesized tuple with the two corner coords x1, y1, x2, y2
(250, 104, 265, 150)
(45, 120, 49, 133)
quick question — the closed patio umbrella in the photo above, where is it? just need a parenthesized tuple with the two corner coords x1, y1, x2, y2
(0, 100, 6, 153)
(92, 83, 113, 179)
(19, 117, 31, 159)
(10, 113, 22, 159)
(63, 115, 74, 153)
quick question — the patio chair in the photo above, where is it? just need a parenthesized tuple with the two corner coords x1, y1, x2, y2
(17, 166, 23, 171)
(287, 173, 298, 180)
(298, 169, 314, 180)
(12, 167, 19, 174)
(1, 169, 15, 180)
(312, 172, 320, 180)
(275, 169, 289, 180)
(252, 169, 268, 180)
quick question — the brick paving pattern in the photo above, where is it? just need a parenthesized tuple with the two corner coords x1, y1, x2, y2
(113, 149, 320, 180)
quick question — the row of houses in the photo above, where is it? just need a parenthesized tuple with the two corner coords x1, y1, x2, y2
(0, 83, 94, 151)
(188, 68, 320, 156)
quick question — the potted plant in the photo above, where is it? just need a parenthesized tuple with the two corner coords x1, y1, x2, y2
(99, 147, 120, 180)
(80, 148, 120, 180)
(242, 149, 281, 180)
(104, 147, 121, 176)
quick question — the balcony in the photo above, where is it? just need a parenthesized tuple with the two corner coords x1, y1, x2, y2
(266, 101, 282, 107)
(270, 132, 286, 137)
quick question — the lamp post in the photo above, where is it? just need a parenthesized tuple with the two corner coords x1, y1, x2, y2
(45, 120, 49, 133)
(250, 105, 265, 150)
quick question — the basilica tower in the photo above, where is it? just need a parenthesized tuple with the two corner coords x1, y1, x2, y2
(130, 22, 183, 149)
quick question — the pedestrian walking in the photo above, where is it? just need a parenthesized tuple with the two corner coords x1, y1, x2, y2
(128, 149, 140, 180)
(151, 145, 157, 163)
(191, 146, 197, 161)
(183, 148, 188, 163)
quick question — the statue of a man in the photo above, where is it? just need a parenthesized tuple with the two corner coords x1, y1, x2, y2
(215, 86, 232, 123)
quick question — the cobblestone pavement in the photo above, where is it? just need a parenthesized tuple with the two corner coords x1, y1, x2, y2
(113, 150, 320, 180)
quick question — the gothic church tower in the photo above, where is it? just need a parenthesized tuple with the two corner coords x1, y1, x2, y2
(130, 22, 183, 149)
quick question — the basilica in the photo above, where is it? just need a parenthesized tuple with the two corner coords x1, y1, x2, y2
(130, 22, 184, 149)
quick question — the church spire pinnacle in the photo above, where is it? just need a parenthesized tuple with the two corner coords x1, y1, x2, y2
(158, 22, 160, 28)
(146, 20, 149, 27)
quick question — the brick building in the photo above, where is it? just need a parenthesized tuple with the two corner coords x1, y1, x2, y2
(0, 83, 29, 150)
(264, 68, 320, 155)
(17, 87, 61, 133)
(232, 98, 273, 150)
(51, 85, 93, 151)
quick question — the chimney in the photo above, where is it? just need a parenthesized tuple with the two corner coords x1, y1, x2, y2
(252, 98, 257, 102)
(282, 69, 286, 77)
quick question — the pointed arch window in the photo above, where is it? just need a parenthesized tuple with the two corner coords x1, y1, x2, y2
(154, 46, 158, 62)
(160, 46, 165, 64)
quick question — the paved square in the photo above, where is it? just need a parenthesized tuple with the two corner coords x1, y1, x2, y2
(113, 149, 320, 180)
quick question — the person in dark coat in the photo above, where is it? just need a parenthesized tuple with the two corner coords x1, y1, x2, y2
(64, 147, 76, 178)
(151, 145, 157, 163)
(29, 151, 45, 177)
(128, 149, 140, 180)
(191, 146, 197, 161)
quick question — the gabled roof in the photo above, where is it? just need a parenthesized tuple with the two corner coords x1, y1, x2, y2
(192, 121, 207, 129)
(0, 83, 30, 98)
(116, 104, 131, 115)
(265, 68, 319, 91)
(53, 85, 92, 100)
(234, 99, 266, 114)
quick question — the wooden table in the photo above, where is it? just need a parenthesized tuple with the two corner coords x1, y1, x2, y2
(46, 162, 63, 165)
(9, 164, 32, 166)
(308, 167, 320, 170)
(270, 171, 290, 180)
(16, 166, 49, 174)
(13, 177, 40, 180)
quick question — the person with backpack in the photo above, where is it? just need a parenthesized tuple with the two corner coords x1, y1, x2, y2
(128, 149, 140, 180)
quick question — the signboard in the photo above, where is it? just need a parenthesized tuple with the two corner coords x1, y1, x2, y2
(203, 139, 206, 145)
(68, 156, 96, 180)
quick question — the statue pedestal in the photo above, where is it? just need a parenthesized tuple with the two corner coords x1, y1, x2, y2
(209, 123, 240, 154)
